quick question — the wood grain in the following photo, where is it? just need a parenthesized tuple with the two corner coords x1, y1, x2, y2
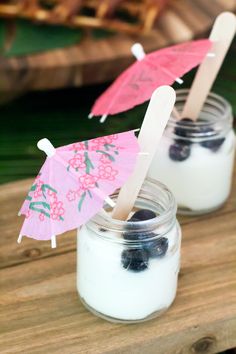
(0, 0, 235, 92)
(0, 156, 236, 353)
(0, 210, 236, 353)
(0, 159, 235, 270)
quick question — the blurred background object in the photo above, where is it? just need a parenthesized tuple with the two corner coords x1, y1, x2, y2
(0, 0, 168, 35)
(0, 0, 235, 92)
(0, 0, 236, 186)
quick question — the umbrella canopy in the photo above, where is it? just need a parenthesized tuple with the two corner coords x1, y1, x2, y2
(90, 39, 212, 122)
(18, 130, 139, 247)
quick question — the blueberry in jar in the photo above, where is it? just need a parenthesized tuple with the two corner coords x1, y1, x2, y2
(121, 248, 149, 272)
(123, 218, 144, 241)
(122, 209, 169, 264)
(174, 119, 225, 152)
(123, 209, 156, 241)
(169, 141, 191, 162)
(130, 209, 156, 221)
(143, 236, 169, 258)
(199, 126, 225, 151)
(174, 117, 195, 142)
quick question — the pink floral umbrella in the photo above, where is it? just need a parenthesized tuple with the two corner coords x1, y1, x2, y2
(18, 130, 139, 248)
(90, 39, 212, 122)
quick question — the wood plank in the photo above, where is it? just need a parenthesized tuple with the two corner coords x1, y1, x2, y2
(0, 159, 236, 269)
(0, 210, 236, 353)
(0, 0, 235, 91)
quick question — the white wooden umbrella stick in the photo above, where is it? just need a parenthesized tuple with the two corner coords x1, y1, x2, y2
(112, 86, 176, 220)
(181, 12, 236, 120)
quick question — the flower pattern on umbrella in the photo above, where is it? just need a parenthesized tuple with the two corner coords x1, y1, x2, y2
(19, 130, 139, 246)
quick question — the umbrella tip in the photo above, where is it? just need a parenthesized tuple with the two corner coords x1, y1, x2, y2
(51, 235, 57, 248)
(37, 138, 56, 157)
(88, 113, 94, 119)
(17, 234, 23, 244)
(100, 114, 108, 123)
(131, 43, 145, 61)
(175, 77, 184, 85)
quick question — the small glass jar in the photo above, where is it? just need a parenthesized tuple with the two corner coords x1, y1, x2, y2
(77, 179, 181, 323)
(148, 89, 236, 215)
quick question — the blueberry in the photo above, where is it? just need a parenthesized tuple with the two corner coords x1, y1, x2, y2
(123, 210, 156, 241)
(201, 137, 225, 151)
(174, 117, 195, 140)
(123, 217, 141, 241)
(199, 128, 225, 151)
(143, 237, 168, 258)
(121, 248, 149, 272)
(123, 229, 149, 241)
(130, 209, 156, 221)
(123, 225, 157, 244)
(169, 141, 191, 161)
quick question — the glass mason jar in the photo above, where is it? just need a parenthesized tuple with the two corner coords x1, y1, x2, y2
(77, 179, 181, 323)
(148, 89, 236, 215)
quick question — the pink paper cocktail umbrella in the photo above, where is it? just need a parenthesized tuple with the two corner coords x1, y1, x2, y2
(18, 130, 139, 248)
(90, 39, 212, 122)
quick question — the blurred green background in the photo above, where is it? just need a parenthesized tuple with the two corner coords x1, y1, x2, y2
(0, 42, 235, 185)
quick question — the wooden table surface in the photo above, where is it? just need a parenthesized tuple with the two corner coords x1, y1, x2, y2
(0, 165, 236, 354)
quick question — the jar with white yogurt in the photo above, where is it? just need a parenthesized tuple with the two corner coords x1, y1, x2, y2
(148, 89, 235, 215)
(77, 179, 181, 323)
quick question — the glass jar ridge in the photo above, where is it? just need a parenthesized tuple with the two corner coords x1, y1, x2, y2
(87, 178, 177, 242)
(168, 89, 233, 142)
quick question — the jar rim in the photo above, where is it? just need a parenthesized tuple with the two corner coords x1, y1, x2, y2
(166, 89, 233, 142)
(171, 89, 232, 125)
(86, 178, 177, 243)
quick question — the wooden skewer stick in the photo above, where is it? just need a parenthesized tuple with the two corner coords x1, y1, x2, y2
(172, 107, 181, 120)
(112, 86, 176, 221)
(181, 12, 236, 120)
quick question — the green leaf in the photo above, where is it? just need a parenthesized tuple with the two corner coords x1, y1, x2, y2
(25, 183, 37, 200)
(78, 192, 86, 212)
(29, 201, 51, 217)
(30, 201, 50, 210)
(41, 184, 57, 194)
(5, 19, 83, 57)
(96, 150, 115, 162)
(30, 184, 37, 191)
(84, 151, 94, 174)
(87, 189, 92, 199)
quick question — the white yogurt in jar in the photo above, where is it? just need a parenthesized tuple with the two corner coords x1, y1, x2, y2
(77, 223, 180, 322)
(148, 130, 235, 213)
